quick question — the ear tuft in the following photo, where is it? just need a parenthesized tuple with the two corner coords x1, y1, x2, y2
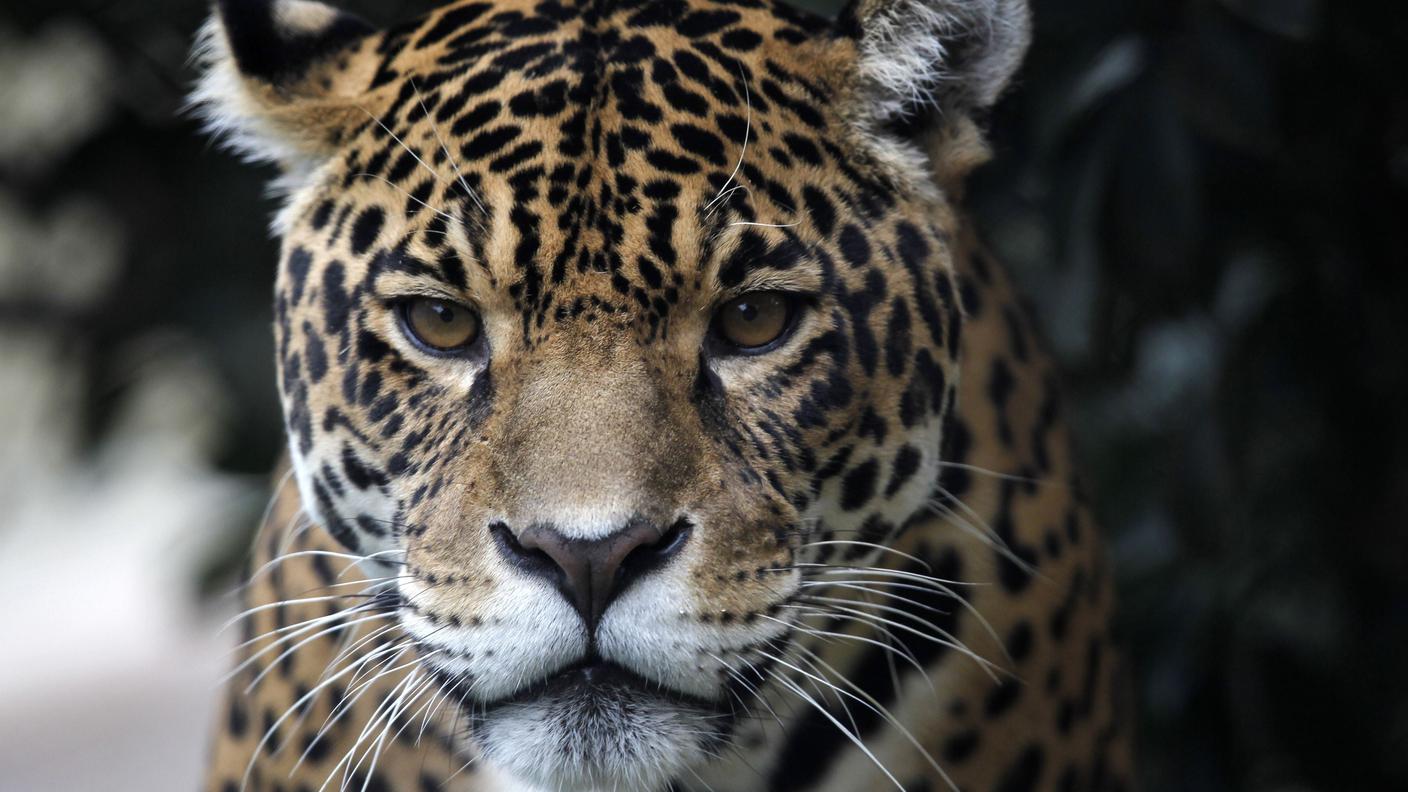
(189, 0, 377, 182)
(839, 0, 1031, 126)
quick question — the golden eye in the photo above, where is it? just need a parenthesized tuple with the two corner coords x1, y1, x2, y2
(401, 298, 480, 352)
(714, 291, 795, 352)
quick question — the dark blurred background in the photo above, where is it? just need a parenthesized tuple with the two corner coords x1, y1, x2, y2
(1, 0, 1405, 790)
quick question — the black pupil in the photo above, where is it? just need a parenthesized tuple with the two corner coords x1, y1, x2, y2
(736, 302, 759, 322)
(431, 302, 456, 323)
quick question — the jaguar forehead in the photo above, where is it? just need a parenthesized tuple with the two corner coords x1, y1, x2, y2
(287, 16, 882, 381)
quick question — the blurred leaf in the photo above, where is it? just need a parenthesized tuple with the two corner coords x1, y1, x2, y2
(1034, 37, 1148, 155)
(1217, 0, 1321, 40)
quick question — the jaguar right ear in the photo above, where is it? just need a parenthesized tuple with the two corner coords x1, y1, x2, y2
(190, 0, 386, 184)
(837, 0, 1031, 127)
(834, 0, 1031, 192)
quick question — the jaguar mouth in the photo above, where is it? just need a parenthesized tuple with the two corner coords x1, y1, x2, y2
(449, 652, 730, 790)
(473, 654, 720, 714)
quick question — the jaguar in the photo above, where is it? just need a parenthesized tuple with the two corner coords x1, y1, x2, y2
(193, 0, 1134, 789)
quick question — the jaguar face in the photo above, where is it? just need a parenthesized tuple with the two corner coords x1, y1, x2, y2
(196, 0, 1029, 787)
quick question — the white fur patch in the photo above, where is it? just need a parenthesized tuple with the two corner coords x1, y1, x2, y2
(844, 0, 1029, 198)
(855, 0, 1032, 122)
(186, 3, 355, 232)
(273, 0, 342, 36)
(187, 17, 316, 182)
(476, 691, 712, 792)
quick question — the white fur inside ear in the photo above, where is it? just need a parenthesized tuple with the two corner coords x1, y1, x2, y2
(187, 13, 342, 233)
(274, 0, 342, 35)
(856, 0, 1031, 122)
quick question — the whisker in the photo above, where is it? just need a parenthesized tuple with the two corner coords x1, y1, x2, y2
(765, 668, 905, 791)
(351, 171, 458, 223)
(802, 580, 956, 620)
(410, 79, 489, 224)
(316, 647, 425, 791)
(242, 468, 297, 570)
(241, 638, 411, 792)
(352, 664, 435, 792)
(934, 460, 1067, 488)
(706, 64, 752, 213)
(789, 645, 960, 792)
(245, 549, 406, 589)
(241, 612, 392, 694)
(228, 593, 386, 654)
(727, 220, 799, 229)
(759, 612, 931, 684)
(222, 602, 389, 685)
(785, 561, 972, 590)
(787, 600, 1002, 679)
(705, 651, 787, 731)
(797, 540, 935, 572)
(220, 593, 374, 634)
(355, 103, 447, 195)
(288, 630, 408, 771)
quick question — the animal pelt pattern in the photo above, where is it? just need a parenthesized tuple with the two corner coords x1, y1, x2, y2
(196, 0, 1134, 790)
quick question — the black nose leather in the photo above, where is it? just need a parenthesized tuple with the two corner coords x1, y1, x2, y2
(491, 518, 691, 627)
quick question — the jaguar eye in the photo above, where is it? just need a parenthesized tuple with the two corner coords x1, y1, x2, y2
(713, 291, 796, 353)
(399, 297, 480, 353)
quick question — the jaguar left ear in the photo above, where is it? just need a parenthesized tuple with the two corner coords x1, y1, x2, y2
(190, 0, 383, 182)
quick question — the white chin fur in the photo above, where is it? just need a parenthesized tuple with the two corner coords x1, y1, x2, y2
(474, 691, 713, 792)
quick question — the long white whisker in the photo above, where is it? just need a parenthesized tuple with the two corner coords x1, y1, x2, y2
(727, 220, 798, 229)
(790, 645, 960, 792)
(706, 651, 787, 730)
(798, 541, 935, 572)
(289, 632, 408, 772)
(934, 460, 1066, 488)
(241, 638, 410, 792)
(222, 602, 387, 684)
(410, 79, 488, 221)
(356, 103, 447, 194)
(759, 613, 931, 685)
(242, 612, 392, 694)
(767, 669, 905, 791)
(787, 562, 971, 590)
(787, 600, 1002, 679)
(228, 594, 386, 654)
(353, 171, 458, 223)
(318, 647, 423, 792)
(220, 594, 366, 634)
(803, 580, 955, 620)
(707, 64, 752, 213)
(238, 468, 297, 586)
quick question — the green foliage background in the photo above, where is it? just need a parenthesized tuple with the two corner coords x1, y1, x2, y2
(2, 1, 1406, 789)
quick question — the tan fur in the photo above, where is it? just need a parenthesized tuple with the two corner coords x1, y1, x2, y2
(199, 1, 1133, 789)
(206, 235, 1133, 791)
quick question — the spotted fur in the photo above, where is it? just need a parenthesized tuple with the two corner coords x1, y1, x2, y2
(195, 0, 1134, 790)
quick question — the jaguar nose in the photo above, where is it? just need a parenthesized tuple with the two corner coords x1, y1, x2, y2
(490, 518, 691, 628)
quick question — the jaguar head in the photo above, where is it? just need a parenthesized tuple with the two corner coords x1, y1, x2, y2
(194, 0, 1028, 787)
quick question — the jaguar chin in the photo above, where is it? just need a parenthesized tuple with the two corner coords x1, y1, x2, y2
(463, 659, 724, 791)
